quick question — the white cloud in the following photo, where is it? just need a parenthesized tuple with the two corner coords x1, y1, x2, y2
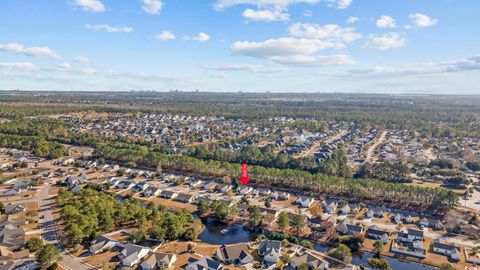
(335, 0, 352, 9)
(376, 15, 396, 28)
(214, 0, 351, 22)
(85, 24, 133, 33)
(232, 37, 355, 66)
(0, 62, 36, 71)
(185, 32, 210, 42)
(79, 67, 97, 74)
(72, 0, 106, 13)
(209, 73, 228, 79)
(288, 23, 361, 44)
(57, 63, 72, 70)
(214, 0, 320, 10)
(155, 31, 176, 40)
(338, 55, 480, 78)
(203, 64, 289, 73)
(408, 13, 438, 28)
(363, 32, 406, 50)
(242, 8, 289, 22)
(74, 56, 90, 63)
(0, 43, 60, 59)
(346, 16, 359, 24)
(142, 0, 163, 15)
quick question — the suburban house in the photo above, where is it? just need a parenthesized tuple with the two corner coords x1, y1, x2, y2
(295, 197, 315, 208)
(393, 214, 402, 223)
(432, 239, 461, 260)
(143, 187, 161, 197)
(259, 207, 279, 222)
(375, 210, 385, 218)
(11, 180, 31, 190)
(107, 177, 121, 187)
(270, 191, 290, 201)
(175, 193, 195, 203)
(403, 214, 413, 224)
(189, 179, 204, 188)
(4, 204, 25, 215)
(419, 217, 444, 230)
(118, 244, 150, 267)
(237, 186, 253, 195)
(203, 181, 217, 191)
(64, 176, 80, 188)
(160, 190, 178, 199)
(326, 202, 337, 214)
(336, 221, 364, 235)
(365, 209, 374, 219)
(317, 216, 337, 232)
(140, 252, 176, 270)
(340, 204, 351, 215)
(254, 188, 271, 197)
(117, 180, 136, 190)
(0, 219, 26, 254)
(0, 188, 24, 197)
(258, 240, 282, 266)
(289, 252, 329, 270)
(219, 185, 233, 194)
(89, 235, 120, 254)
(185, 256, 223, 270)
(366, 227, 390, 243)
(134, 182, 150, 192)
(215, 243, 253, 265)
(397, 228, 424, 243)
(61, 157, 75, 166)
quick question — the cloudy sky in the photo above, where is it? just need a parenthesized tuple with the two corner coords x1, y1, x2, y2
(0, 0, 479, 94)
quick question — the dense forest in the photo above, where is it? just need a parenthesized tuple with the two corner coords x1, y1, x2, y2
(190, 144, 352, 177)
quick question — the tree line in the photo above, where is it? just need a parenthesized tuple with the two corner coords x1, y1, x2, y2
(98, 144, 458, 213)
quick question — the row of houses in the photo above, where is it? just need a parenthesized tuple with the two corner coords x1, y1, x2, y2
(334, 220, 461, 261)
(0, 179, 31, 197)
(88, 234, 330, 270)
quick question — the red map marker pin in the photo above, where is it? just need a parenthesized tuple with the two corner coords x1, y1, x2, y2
(240, 163, 250, 186)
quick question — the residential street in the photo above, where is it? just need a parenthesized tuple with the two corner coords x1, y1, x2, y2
(38, 183, 95, 270)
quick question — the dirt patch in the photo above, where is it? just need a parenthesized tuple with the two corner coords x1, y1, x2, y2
(143, 197, 198, 213)
(83, 250, 120, 269)
(159, 241, 220, 269)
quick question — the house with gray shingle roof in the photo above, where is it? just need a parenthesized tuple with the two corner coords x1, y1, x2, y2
(140, 252, 176, 270)
(215, 243, 253, 265)
(186, 256, 223, 270)
(118, 243, 150, 267)
(89, 235, 120, 254)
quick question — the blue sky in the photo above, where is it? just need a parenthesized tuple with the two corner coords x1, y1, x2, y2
(0, 0, 479, 94)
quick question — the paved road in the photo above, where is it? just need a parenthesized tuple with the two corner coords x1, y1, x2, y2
(38, 183, 96, 270)
(365, 130, 387, 163)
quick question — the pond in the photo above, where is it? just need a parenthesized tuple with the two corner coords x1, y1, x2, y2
(199, 220, 258, 245)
